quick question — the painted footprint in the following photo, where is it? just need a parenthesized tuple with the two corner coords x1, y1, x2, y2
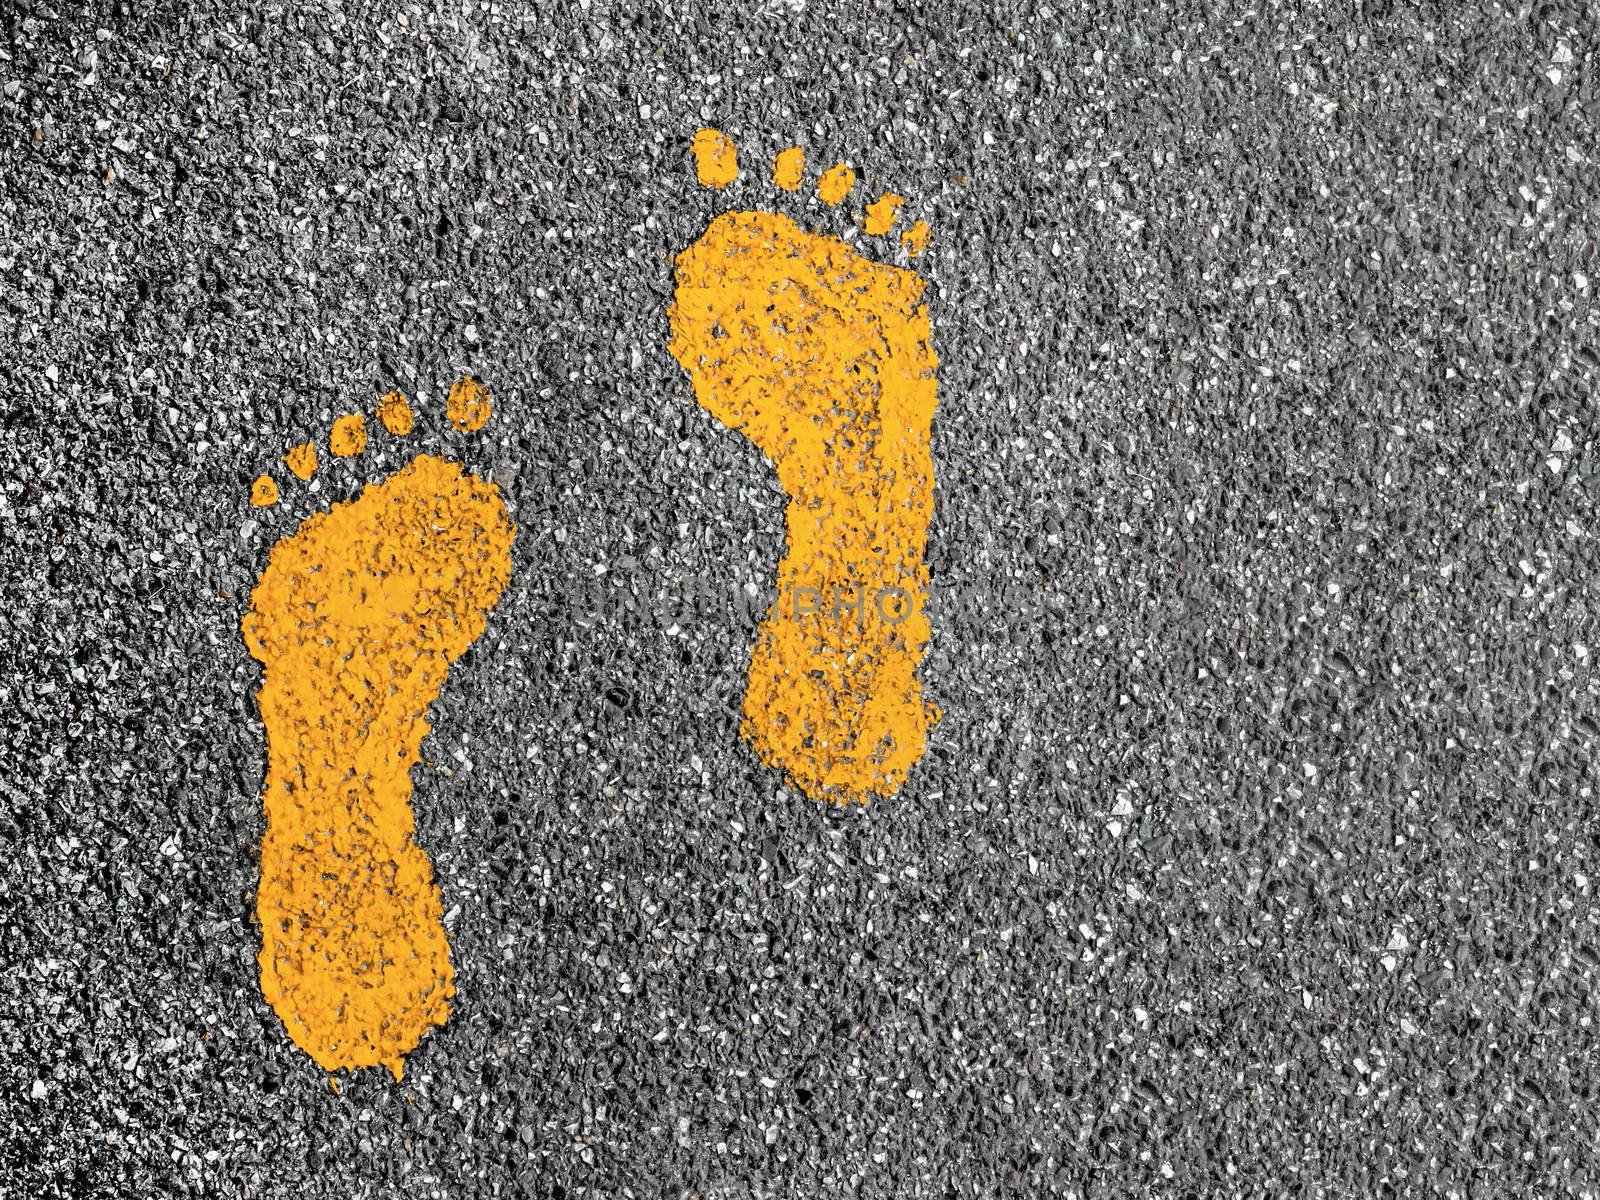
(241, 377, 513, 1079)
(668, 129, 940, 805)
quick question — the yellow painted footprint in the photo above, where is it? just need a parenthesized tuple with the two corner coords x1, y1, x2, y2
(669, 129, 940, 805)
(241, 377, 513, 1079)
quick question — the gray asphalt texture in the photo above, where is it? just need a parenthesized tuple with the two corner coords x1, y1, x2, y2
(3, 2, 1600, 1197)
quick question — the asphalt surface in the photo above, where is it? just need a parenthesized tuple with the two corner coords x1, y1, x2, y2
(4, 3, 1600, 1197)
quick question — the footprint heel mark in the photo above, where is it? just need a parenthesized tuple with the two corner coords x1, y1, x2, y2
(241, 379, 513, 1079)
(668, 128, 941, 806)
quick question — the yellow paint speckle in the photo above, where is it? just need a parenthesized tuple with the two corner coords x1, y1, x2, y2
(250, 475, 279, 507)
(692, 127, 739, 190)
(669, 209, 939, 804)
(242, 453, 515, 1077)
(378, 389, 415, 436)
(446, 375, 492, 432)
(864, 193, 904, 236)
(329, 413, 366, 457)
(901, 219, 931, 257)
(817, 163, 856, 206)
(772, 146, 805, 192)
(283, 442, 317, 481)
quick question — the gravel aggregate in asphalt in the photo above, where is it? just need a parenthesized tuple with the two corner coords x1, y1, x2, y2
(2, 3, 1599, 1197)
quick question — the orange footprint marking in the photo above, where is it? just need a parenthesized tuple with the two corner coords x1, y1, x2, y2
(901, 220, 932, 258)
(864, 193, 904, 235)
(772, 146, 805, 192)
(816, 162, 856, 206)
(447, 375, 493, 432)
(329, 413, 366, 457)
(378, 389, 415, 436)
(691, 127, 738, 190)
(283, 442, 318, 481)
(669, 129, 939, 805)
(241, 384, 514, 1077)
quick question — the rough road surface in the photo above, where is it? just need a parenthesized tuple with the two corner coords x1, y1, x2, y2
(2, 3, 1598, 1197)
